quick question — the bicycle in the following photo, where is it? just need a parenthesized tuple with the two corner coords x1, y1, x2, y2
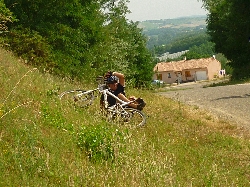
(59, 77, 147, 127)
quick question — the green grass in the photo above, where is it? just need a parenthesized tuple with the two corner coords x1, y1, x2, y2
(204, 77, 250, 88)
(1, 48, 250, 186)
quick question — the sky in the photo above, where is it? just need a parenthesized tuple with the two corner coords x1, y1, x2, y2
(126, 0, 208, 22)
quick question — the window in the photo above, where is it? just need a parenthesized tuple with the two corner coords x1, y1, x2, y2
(168, 73, 171, 78)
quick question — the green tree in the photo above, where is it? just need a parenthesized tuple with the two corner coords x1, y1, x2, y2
(153, 31, 210, 56)
(185, 41, 215, 60)
(91, 0, 154, 86)
(4, 0, 106, 78)
(0, 0, 15, 32)
(215, 53, 233, 75)
(201, 0, 250, 79)
(3, 0, 153, 85)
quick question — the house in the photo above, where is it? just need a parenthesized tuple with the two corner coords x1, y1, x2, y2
(153, 57, 222, 84)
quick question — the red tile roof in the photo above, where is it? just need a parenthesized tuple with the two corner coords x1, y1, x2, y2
(154, 57, 219, 72)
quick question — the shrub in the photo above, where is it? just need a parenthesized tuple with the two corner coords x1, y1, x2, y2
(77, 124, 126, 163)
(41, 105, 73, 132)
(0, 0, 16, 32)
(3, 27, 54, 71)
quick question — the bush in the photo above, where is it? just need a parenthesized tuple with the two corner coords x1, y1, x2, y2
(41, 105, 74, 132)
(77, 124, 126, 163)
(3, 27, 54, 71)
(0, 0, 16, 32)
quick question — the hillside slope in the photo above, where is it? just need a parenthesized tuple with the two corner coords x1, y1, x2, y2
(1, 48, 250, 186)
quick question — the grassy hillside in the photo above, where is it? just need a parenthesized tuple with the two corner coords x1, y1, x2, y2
(1, 48, 250, 186)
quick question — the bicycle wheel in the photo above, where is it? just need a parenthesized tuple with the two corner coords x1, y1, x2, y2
(59, 89, 95, 107)
(122, 108, 146, 127)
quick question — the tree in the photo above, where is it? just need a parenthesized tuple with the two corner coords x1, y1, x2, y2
(153, 31, 210, 56)
(200, 0, 250, 79)
(0, 0, 15, 32)
(185, 41, 215, 60)
(2, 0, 154, 85)
(92, 0, 154, 86)
(4, 0, 106, 77)
(215, 53, 233, 75)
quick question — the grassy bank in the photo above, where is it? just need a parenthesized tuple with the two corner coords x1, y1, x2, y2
(1, 48, 250, 186)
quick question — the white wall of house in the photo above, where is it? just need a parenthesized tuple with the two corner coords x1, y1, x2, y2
(153, 57, 222, 84)
(182, 68, 208, 82)
(153, 71, 178, 84)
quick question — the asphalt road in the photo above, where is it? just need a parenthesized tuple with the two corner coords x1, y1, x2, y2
(159, 81, 250, 129)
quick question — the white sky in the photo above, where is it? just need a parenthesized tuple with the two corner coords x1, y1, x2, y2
(126, 0, 207, 21)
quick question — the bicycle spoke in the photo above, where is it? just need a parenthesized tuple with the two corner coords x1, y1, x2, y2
(122, 108, 146, 127)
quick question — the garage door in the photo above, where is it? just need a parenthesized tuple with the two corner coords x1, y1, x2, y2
(196, 71, 207, 81)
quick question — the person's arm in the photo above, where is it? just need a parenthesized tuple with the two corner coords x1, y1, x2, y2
(118, 93, 137, 109)
(113, 71, 125, 86)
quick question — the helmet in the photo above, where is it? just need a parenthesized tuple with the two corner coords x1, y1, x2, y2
(106, 76, 118, 84)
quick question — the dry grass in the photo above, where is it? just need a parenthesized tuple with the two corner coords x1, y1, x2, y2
(1, 48, 250, 186)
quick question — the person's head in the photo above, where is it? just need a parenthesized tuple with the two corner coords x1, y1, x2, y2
(106, 76, 118, 90)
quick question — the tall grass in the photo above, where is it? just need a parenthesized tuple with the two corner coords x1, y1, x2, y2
(1, 48, 250, 186)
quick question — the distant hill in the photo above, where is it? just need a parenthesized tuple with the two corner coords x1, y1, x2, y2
(138, 16, 207, 31)
(138, 16, 209, 54)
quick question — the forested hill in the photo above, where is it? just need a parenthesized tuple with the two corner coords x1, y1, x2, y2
(138, 16, 209, 56)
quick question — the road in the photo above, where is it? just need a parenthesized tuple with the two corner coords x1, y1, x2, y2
(159, 81, 250, 129)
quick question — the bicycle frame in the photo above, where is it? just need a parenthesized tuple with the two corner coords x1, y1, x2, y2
(102, 90, 135, 110)
(76, 84, 135, 109)
(59, 82, 147, 127)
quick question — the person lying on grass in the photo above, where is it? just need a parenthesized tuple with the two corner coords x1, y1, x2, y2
(100, 71, 146, 110)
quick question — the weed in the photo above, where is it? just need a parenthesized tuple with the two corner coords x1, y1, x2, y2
(1, 67, 38, 119)
(46, 86, 60, 97)
(41, 104, 74, 132)
(77, 124, 126, 163)
(204, 77, 250, 88)
(3, 68, 38, 105)
(0, 100, 33, 119)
